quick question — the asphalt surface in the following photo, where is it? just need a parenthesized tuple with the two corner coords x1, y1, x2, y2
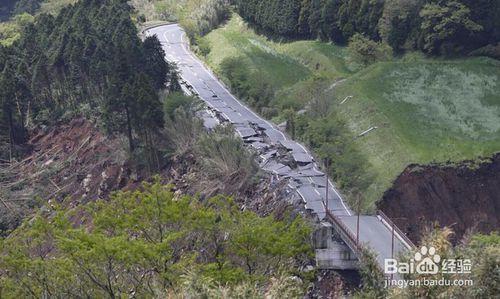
(146, 24, 412, 269)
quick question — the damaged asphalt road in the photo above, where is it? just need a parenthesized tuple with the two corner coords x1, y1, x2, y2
(146, 24, 351, 219)
(146, 24, 412, 269)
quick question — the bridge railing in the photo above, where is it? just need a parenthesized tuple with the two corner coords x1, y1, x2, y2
(323, 204, 363, 257)
(377, 210, 415, 249)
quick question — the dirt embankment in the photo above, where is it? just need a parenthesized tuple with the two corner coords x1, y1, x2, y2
(378, 154, 500, 244)
(0, 118, 301, 232)
(0, 118, 136, 233)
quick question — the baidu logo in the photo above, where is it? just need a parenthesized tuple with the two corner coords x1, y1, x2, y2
(385, 245, 443, 275)
(414, 246, 441, 274)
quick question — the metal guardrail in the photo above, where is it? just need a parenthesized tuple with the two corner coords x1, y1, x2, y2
(377, 210, 416, 249)
(323, 205, 363, 257)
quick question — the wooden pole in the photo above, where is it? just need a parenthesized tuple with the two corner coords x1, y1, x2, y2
(356, 195, 360, 245)
(391, 222, 395, 280)
(325, 159, 329, 213)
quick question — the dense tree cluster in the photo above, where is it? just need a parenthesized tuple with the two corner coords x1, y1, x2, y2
(0, 181, 312, 297)
(0, 0, 42, 21)
(234, 0, 500, 56)
(0, 0, 177, 160)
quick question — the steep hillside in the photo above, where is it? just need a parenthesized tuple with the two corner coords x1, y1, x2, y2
(0, 118, 132, 234)
(0, 116, 308, 235)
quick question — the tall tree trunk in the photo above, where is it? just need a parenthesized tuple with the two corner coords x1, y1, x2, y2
(6, 107, 14, 161)
(125, 106, 134, 153)
(15, 94, 26, 142)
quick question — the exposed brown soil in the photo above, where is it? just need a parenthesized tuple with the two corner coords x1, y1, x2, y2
(0, 118, 300, 233)
(377, 154, 500, 244)
(0, 118, 138, 233)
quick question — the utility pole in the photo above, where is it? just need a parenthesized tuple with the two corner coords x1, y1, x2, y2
(325, 158, 329, 213)
(391, 222, 395, 280)
(356, 195, 361, 246)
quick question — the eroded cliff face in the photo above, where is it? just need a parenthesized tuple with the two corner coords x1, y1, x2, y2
(378, 154, 500, 244)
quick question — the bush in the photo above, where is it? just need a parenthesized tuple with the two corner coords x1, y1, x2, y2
(348, 33, 393, 65)
(163, 92, 196, 121)
(219, 57, 276, 114)
(220, 56, 250, 97)
(195, 35, 211, 56)
(196, 126, 258, 191)
(304, 115, 374, 195)
(180, 0, 230, 38)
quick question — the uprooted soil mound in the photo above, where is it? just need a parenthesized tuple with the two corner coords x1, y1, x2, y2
(0, 118, 299, 234)
(0, 118, 134, 233)
(378, 154, 500, 244)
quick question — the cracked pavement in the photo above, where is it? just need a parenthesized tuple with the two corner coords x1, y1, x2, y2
(146, 24, 412, 269)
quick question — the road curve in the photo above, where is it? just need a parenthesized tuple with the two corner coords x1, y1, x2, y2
(146, 24, 412, 270)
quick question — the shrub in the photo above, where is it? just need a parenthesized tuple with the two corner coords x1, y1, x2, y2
(348, 33, 393, 65)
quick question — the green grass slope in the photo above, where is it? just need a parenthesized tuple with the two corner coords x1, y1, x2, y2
(335, 57, 500, 199)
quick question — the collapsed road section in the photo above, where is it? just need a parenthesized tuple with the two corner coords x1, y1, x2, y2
(145, 24, 413, 271)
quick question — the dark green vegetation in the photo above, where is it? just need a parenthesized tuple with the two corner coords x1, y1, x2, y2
(0, 181, 313, 297)
(201, 15, 500, 209)
(235, 0, 500, 57)
(0, 0, 177, 162)
(0, 0, 42, 21)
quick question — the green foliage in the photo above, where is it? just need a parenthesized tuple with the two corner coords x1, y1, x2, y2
(0, 181, 313, 297)
(12, 0, 42, 15)
(196, 34, 212, 57)
(196, 126, 259, 191)
(0, 0, 178, 159)
(163, 91, 196, 121)
(219, 56, 276, 115)
(234, 0, 499, 56)
(0, 57, 30, 160)
(164, 101, 204, 155)
(355, 248, 388, 299)
(420, 0, 483, 55)
(181, 0, 229, 38)
(348, 33, 392, 65)
(0, 13, 34, 46)
(305, 115, 374, 196)
(0, 0, 41, 21)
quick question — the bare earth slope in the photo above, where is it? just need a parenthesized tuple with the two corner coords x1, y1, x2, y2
(378, 154, 500, 244)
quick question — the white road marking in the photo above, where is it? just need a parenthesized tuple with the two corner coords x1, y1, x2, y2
(147, 24, 352, 216)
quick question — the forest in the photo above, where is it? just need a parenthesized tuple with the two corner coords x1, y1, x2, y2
(234, 0, 500, 56)
(0, 0, 176, 162)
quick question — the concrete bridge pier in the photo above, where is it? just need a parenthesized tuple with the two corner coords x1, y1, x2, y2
(314, 222, 359, 270)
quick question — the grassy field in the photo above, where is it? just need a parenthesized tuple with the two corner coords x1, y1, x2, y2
(334, 57, 500, 199)
(201, 14, 500, 208)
